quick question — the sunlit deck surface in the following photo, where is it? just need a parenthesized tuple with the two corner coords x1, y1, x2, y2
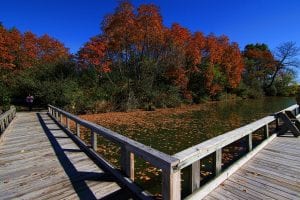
(1, 111, 300, 200)
(0, 112, 133, 200)
(204, 134, 300, 200)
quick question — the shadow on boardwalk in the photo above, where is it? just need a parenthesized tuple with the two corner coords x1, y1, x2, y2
(36, 112, 134, 200)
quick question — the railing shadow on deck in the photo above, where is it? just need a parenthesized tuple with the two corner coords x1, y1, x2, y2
(36, 112, 133, 200)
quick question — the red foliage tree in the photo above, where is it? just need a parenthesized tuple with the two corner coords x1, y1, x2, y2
(136, 4, 164, 58)
(0, 25, 69, 71)
(78, 36, 111, 73)
(37, 34, 69, 64)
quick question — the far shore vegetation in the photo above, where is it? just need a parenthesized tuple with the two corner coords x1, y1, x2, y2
(0, 1, 299, 114)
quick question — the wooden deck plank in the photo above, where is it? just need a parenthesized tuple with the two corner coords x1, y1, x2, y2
(205, 136, 300, 200)
(0, 112, 133, 200)
(229, 173, 293, 200)
(235, 170, 300, 197)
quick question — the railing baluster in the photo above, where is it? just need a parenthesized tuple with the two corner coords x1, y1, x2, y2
(190, 160, 201, 192)
(248, 133, 253, 151)
(91, 130, 97, 151)
(275, 117, 279, 130)
(76, 123, 80, 137)
(264, 124, 269, 138)
(162, 169, 181, 200)
(215, 149, 222, 176)
(66, 117, 70, 129)
(121, 145, 134, 180)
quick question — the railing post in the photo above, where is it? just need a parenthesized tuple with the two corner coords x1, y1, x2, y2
(4, 118, 8, 127)
(248, 133, 253, 151)
(91, 130, 97, 151)
(66, 117, 70, 129)
(59, 113, 62, 123)
(214, 149, 222, 176)
(190, 160, 201, 192)
(76, 123, 80, 137)
(275, 117, 279, 130)
(264, 124, 269, 138)
(121, 145, 134, 180)
(162, 168, 181, 200)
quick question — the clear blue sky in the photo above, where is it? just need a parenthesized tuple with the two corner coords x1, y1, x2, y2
(1, 1, 300, 68)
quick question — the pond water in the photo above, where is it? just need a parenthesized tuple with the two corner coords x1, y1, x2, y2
(115, 97, 296, 155)
(80, 97, 296, 197)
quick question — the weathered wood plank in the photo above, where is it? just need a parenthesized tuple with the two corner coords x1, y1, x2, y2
(206, 135, 300, 200)
(0, 112, 134, 200)
(162, 169, 181, 200)
(121, 145, 135, 180)
(190, 160, 200, 192)
(185, 133, 277, 200)
(230, 173, 292, 200)
(235, 170, 300, 197)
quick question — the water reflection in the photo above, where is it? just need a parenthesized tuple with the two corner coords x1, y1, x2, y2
(126, 97, 296, 155)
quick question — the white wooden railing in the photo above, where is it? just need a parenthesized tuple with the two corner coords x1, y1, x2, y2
(48, 105, 179, 200)
(48, 104, 299, 200)
(0, 106, 16, 142)
(173, 104, 299, 199)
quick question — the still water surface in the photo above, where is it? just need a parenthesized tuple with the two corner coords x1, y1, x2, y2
(85, 97, 296, 196)
(125, 97, 296, 155)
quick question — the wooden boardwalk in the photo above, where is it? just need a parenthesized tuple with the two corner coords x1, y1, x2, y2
(0, 112, 133, 200)
(204, 133, 300, 200)
(1, 105, 300, 200)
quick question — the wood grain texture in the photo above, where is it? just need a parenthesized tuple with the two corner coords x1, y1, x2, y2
(0, 112, 134, 200)
(204, 135, 300, 200)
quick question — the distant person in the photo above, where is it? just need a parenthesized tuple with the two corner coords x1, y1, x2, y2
(26, 94, 34, 111)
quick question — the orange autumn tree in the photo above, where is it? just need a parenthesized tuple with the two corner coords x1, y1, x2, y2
(78, 0, 245, 106)
(0, 25, 69, 72)
(186, 31, 206, 71)
(102, 0, 136, 77)
(197, 35, 244, 97)
(136, 4, 164, 58)
(20, 32, 39, 68)
(37, 34, 69, 65)
(164, 23, 192, 99)
(78, 36, 110, 73)
(0, 27, 22, 70)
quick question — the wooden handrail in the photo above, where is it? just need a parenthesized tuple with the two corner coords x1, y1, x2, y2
(48, 104, 180, 200)
(0, 106, 16, 139)
(174, 104, 299, 199)
(47, 103, 299, 200)
(173, 115, 274, 169)
(174, 104, 299, 169)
